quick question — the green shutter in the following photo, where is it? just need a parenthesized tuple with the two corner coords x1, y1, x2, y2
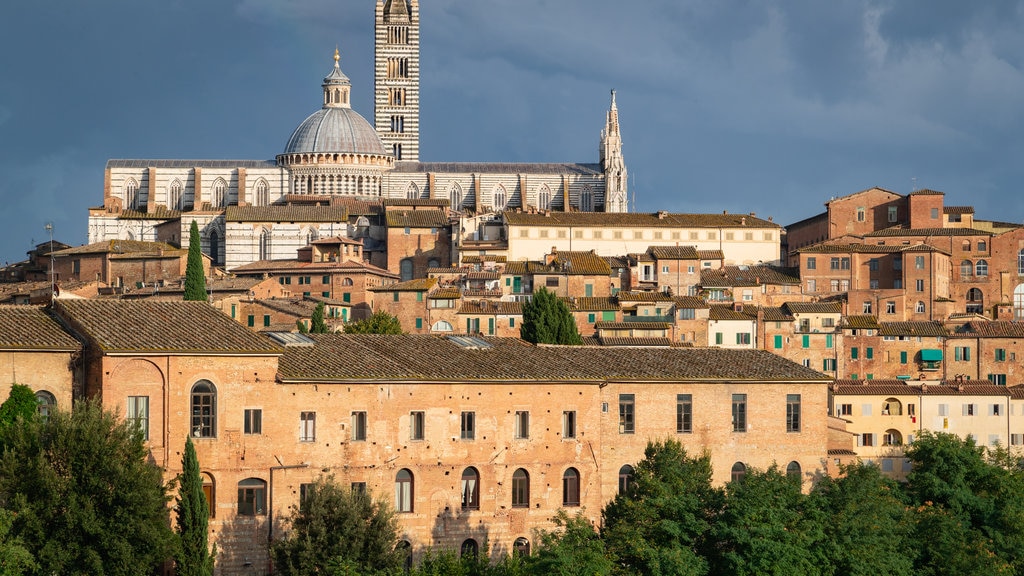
(851, 347, 859, 359)
(773, 335, 783, 349)
(416, 318, 423, 329)
(826, 334, 833, 348)
(900, 351, 907, 364)
(866, 347, 873, 359)
(802, 335, 809, 348)
(488, 318, 495, 335)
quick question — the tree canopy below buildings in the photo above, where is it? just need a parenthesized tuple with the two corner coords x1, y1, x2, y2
(344, 310, 403, 334)
(183, 220, 207, 301)
(520, 287, 582, 345)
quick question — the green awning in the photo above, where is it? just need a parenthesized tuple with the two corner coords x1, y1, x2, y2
(896, 375, 911, 380)
(921, 349, 943, 362)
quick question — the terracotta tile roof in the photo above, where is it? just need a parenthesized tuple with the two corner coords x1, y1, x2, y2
(834, 379, 1011, 396)
(458, 300, 522, 315)
(617, 291, 675, 303)
(0, 306, 81, 351)
(130, 277, 273, 297)
(709, 306, 753, 321)
(907, 188, 945, 196)
(550, 251, 612, 275)
(369, 278, 436, 292)
(954, 321, 1024, 338)
(798, 243, 906, 254)
(701, 266, 799, 287)
(785, 301, 843, 314)
(54, 300, 282, 354)
(277, 335, 832, 382)
(648, 245, 699, 260)
(119, 207, 183, 220)
(225, 205, 349, 223)
(504, 262, 527, 275)
(467, 271, 500, 280)
(52, 240, 182, 257)
(428, 287, 462, 299)
(833, 381, 917, 396)
(698, 249, 724, 260)
(259, 298, 317, 317)
(1009, 386, 1024, 399)
(824, 186, 900, 205)
(756, 307, 794, 322)
(878, 322, 947, 337)
(597, 337, 673, 347)
(595, 321, 673, 330)
(230, 258, 397, 278)
(674, 296, 709, 309)
(385, 210, 450, 228)
(841, 315, 880, 329)
(604, 256, 630, 269)
(944, 206, 975, 214)
(628, 252, 655, 263)
(329, 198, 384, 216)
(562, 297, 619, 311)
(462, 255, 507, 263)
(503, 211, 781, 229)
(383, 198, 450, 208)
(863, 227, 991, 237)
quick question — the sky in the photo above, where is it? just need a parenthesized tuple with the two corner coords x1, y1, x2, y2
(2, 0, 1024, 265)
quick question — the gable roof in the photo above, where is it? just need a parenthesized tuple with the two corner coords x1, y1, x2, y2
(225, 205, 349, 223)
(0, 306, 80, 351)
(503, 211, 781, 229)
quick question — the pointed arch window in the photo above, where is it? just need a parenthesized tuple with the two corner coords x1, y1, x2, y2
(580, 186, 594, 212)
(537, 185, 552, 211)
(212, 178, 227, 208)
(449, 183, 463, 210)
(169, 179, 183, 210)
(254, 179, 269, 207)
(406, 182, 418, 200)
(190, 380, 217, 438)
(258, 229, 271, 261)
(492, 185, 507, 211)
(123, 178, 139, 210)
(208, 231, 220, 266)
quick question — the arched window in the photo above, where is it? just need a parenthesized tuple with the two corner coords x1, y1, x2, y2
(212, 178, 227, 208)
(960, 260, 973, 279)
(395, 469, 414, 513)
(512, 468, 529, 508)
(342, 278, 354, 286)
(208, 231, 220, 266)
(406, 182, 419, 200)
(976, 259, 988, 277)
(303, 227, 318, 246)
(461, 467, 480, 510)
(1019, 250, 1024, 275)
(882, 398, 902, 415)
(883, 429, 903, 446)
(399, 258, 414, 282)
(916, 301, 925, 313)
(537, 184, 552, 211)
(492, 185, 507, 211)
(730, 462, 746, 483)
(978, 240, 987, 252)
(191, 380, 216, 438)
(35, 390, 56, 420)
(258, 229, 271, 261)
(431, 320, 454, 332)
(202, 473, 215, 518)
(237, 478, 266, 515)
(967, 288, 984, 314)
(254, 178, 269, 207)
(961, 240, 971, 252)
(580, 186, 594, 212)
(460, 539, 478, 559)
(169, 179, 183, 210)
(618, 464, 635, 494)
(562, 468, 580, 506)
(427, 258, 440, 269)
(123, 178, 139, 210)
(449, 183, 463, 210)
(786, 461, 801, 480)
(1015, 284, 1024, 321)
(396, 541, 413, 572)
(513, 537, 530, 558)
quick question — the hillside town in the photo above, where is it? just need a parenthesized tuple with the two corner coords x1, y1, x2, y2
(2, 1, 1024, 575)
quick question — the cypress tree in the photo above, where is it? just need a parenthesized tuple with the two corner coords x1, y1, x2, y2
(183, 220, 207, 301)
(520, 287, 582, 345)
(310, 302, 329, 333)
(175, 436, 214, 576)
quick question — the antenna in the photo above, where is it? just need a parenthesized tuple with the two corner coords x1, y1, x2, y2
(911, 177, 917, 191)
(44, 222, 55, 302)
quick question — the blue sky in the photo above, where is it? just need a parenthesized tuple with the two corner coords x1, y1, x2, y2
(2, 0, 1024, 264)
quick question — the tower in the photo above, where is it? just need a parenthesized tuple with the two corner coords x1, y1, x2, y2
(375, 0, 420, 162)
(601, 90, 628, 212)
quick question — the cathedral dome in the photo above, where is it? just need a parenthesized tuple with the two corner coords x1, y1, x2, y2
(283, 107, 386, 156)
(282, 49, 388, 157)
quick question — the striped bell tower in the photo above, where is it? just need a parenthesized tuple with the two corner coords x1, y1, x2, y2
(374, 0, 420, 162)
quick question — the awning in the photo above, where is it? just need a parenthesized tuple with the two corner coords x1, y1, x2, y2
(921, 349, 943, 362)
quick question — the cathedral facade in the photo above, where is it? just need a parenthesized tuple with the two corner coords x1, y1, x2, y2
(87, 0, 628, 272)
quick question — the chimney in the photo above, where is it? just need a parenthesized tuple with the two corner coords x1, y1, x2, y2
(545, 248, 558, 266)
(740, 217, 747, 226)
(657, 210, 668, 219)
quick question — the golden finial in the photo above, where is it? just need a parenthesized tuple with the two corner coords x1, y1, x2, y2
(334, 46, 340, 64)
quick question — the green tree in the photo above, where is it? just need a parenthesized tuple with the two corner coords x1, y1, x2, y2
(709, 466, 825, 576)
(183, 220, 207, 301)
(310, 302, 330, 333)
(175, 436, 214, 576)
(0, 399, 175, 576)
(0, 509, 35, 576)
(527, 510, 612, 576)
(520, 287, 582, 345)
(811, 463, 915, 576)
(0, 384, 37, 431)
(601, 439, 721, 576)
(343, 310, 403, 334)
(271, 477, 402, 576)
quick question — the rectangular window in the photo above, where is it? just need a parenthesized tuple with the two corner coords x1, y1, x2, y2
(322, 275, 330, 284)
(830, 257, 840, 270)
(351, 481, 367, 494)
(736, 333, 751, 345)
(676, 394, 692, 433)
(988, 374, 1007, 386)
(1012, 434, 1024, 447)
(823, 358, 836, 371)
(300, 411, 316, 442)
(900, 351, 908, 364)
(996, 348, 1007, 362)
(915, 255, 925, 269)
(888, 206, 898, 222)
(860, 433, 875, 447)
(806, 257, 816, 270)
(546, 277, 559, 288)
(415, 318, 423, 330)
(893, 256, 902, 271)
(938, 404, 949, 416)
(955, 346, 971, 361)
(866, 347, 873, 359)
(826, 334, 834, 349)
(963, 404, 976, 416)
(231, 304, 236, 319)
(244, 408, 262, 435)
(460, 411, 475, 440)
(732, 394, 747, 432)
(838, 404, 853, 416)
(886, 301, 896, 314)
(247, 315, 255, 327)
(786, 394, 801, 432)
(263, 315, 271, 327)
(410, 411, 425, 440)
(393, 292, 399, 302)
(715, 333, 723, 345)
(802, 335, 810, 349)
(807, 279, 816, 293)
(916, 279, 924, 291)
(773, 334, 783, 349)
(342, 292, 351, 303)
(126, 396, 149, 440)
(514, 411, 530, 439)
(300, 483, 315, 504)
(619, 394, 635, 434)
(991, 404, 1002, 416)
(238, 483, 266, 516)
(351, 411, 367, 441)
(563, 411, 577, 439)
(851, 347, 859, 359)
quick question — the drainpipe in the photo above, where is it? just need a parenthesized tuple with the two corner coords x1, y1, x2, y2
(268, 462, 309, 545)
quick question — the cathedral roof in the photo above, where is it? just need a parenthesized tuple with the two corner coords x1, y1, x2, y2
(283, 107, 386, 156)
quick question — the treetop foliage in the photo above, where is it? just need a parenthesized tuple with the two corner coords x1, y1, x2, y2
(183, 220, 207, 302)
(519, 287, 582, 345)
(344, 310, 403, 334)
